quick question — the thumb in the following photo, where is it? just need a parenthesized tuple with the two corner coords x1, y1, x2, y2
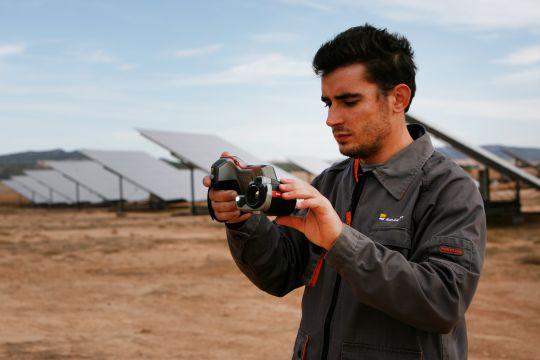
(202, 175, 212, 188)
(275, 215, 305, 233)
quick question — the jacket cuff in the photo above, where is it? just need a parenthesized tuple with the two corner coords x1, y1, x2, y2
(225, 219, 247, 230)
(225, 214, 263, 241)
(225, 214, 266, 265)
(325, 224, 368, 270)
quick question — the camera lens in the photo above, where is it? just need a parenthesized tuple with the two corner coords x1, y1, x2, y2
(245, 182, 267, 208)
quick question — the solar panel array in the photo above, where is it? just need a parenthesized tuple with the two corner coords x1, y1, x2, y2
(2, 179, 38, 202)
(4, 126, 537, 210)
(82, 150, 208, 202)
(46, 160, 149, 202)
(406, 114, 540, 190)
(11, 175, 67, 204)
(138, 128, 298, 179)
(26, 169, 103, 204)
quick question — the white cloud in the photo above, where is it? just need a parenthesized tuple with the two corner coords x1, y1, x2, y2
(0, 43, 27, 58)
(174, 44, 223, 58)
(64, 48, 137, 71)
(251, 32, 300, 43)
(85, 49, 115, 63)
(118, 63, 136, 71)
(171, 53, 313, 86)
(494, 67, 540, 85)
(276, 0, 333, 12)
(0, 83, 132, 102)
(375, 0, 540, 31)
(415, 97, 540, 123)
(475, 33, 502, 41)
(276, 0, 540, 30)
(494, 45, 540, 66)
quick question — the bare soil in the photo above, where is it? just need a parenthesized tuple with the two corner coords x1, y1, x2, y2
(0, 208, 538, 359)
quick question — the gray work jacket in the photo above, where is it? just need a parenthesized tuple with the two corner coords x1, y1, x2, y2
(225, 124, 486, 360)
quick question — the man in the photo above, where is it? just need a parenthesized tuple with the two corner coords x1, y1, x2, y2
(203, 24, 486, 359)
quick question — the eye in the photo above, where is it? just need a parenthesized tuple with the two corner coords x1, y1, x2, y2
(343, 101, 358, 107)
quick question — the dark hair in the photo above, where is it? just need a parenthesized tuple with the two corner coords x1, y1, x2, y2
(313, 24, 417, 112)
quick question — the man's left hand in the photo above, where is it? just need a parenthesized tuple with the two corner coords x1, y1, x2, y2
(275, 178, 343, 250)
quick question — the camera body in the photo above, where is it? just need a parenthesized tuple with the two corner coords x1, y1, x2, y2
(208, 155, 296, 221)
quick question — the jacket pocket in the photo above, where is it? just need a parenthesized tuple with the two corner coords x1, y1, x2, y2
(368, 226, 412, 258)
(291, 330, 309, 360)
(341, 342, 422, 360)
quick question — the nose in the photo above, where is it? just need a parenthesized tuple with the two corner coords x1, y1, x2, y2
(325, 106, 343, 127)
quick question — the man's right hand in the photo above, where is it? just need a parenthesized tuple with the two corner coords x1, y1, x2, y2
(203, 152, 252, 224)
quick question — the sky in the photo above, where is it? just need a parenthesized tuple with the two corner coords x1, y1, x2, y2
(1, 0, 539, 162)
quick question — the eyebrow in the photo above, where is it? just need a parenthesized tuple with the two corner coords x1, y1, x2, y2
(321, 92, 363, 103)
(335, 92, 362, 100)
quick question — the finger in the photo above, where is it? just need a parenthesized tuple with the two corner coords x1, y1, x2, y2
(279, 178, 315, 195)
(275, 215, 305, 233)
(226, 212, 251, 224)
(212, 200, 238, 213)
(278, 182, 294, 191)
(296, 197, 323, 210)
(281, 187, 318, 201)
(221, 151, 232, 157)
(278, 178, 306, 190)
(209, 189, 238, 202)
(215, 210, 241, 222)
(202, 175, 212, 188)
(279, 178, 297, 184)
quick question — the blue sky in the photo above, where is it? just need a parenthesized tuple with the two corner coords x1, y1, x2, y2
(1, 0, 539, 161)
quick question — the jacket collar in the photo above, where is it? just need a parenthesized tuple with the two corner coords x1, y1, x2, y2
(363, 123, 434, 200)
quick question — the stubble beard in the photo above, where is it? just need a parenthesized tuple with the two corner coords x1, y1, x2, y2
(340, 139, 383, 159)
(339, 101, 392, 159)
(337, 113, 392, 159)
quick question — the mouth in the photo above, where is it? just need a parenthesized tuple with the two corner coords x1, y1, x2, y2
(333, 133, 352, 143)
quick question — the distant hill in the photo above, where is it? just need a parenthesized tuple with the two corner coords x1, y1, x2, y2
(0, 149, 86, 165)
(0, 149, 86, 179)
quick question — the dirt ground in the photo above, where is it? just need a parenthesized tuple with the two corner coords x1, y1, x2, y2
(0, 208, 538, 359)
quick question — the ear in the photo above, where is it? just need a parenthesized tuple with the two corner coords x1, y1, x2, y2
(391, 84, 411, 113)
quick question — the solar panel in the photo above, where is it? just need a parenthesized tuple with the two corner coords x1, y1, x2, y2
(501, 147, 540, 166)
(138, 129, 298, 179)
(11, 175, 65, 204)
(481, 145, 513, 161)
(288, 156, 331, 176)
(81, 150, 208, 201)
(46, 160, 150, 202)
(2, 180, 37, 202)
(437, 146, 468, 160)
(406, 114, 540, 190)
(503, 146, 540, 164)
(25, 169, 103, 204)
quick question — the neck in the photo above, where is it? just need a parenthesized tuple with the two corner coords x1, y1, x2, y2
(361, 121, 414, 165)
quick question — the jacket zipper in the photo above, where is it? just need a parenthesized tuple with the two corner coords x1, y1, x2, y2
(320, 163, 367, 360)
(321, 274, 341, 360)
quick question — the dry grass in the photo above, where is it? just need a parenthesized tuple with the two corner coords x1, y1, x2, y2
(0, 207, 539, 359)
(517, 253, 540, 266)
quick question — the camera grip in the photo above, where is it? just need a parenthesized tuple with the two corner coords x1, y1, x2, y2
(207, 180, 241, 223)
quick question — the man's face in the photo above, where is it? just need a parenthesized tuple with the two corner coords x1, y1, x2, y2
(321, 63, 392, 159)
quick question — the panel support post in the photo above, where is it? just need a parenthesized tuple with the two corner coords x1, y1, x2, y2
(190, 166, 196, 215)
(76, 182, 81, 209)
(479, 167, 490, 203)
(118, 175, 124, 213)
(515, 179, 521, 210)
